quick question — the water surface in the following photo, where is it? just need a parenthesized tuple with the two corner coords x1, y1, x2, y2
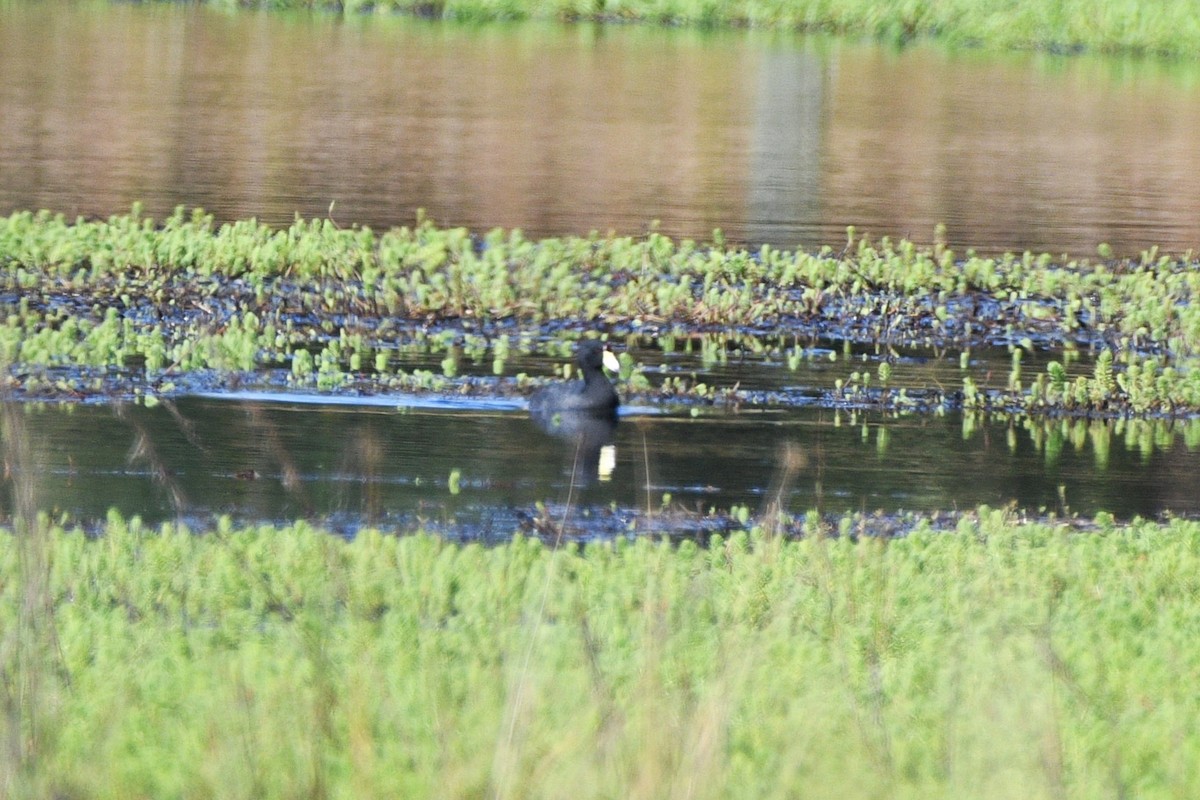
(6, 3, 1200, 535)
(7, 394, 1199, 537)
(2, 2, 1200, 255)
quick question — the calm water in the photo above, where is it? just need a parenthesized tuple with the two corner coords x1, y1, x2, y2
(5, 3, 1200, 532)
(6, 394, 1200, 533)
(2, 2, 1200, 256)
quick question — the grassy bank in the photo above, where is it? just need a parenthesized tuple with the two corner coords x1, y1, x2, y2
(191, 0, 1200, 56)
(3, 509, 1199, 798)
(3, 207, 1200, 416)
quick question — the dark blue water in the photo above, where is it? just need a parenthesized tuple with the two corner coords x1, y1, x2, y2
(7, 393, 1199, 535)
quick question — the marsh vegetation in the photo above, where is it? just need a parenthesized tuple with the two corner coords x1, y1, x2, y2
(5, 510, 1200, 798)
(4, 208, 1200, 418)
(193, 0, 1200, 56)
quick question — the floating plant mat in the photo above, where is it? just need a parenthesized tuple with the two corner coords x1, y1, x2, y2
(4, 395, 1200, 536)
(5, 210, 1200, 418)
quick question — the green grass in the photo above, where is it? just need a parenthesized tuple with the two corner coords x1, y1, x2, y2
(186, 0, 1200, 56)
(4, 508, 1200, 798)
(4, 207, 1200, 417)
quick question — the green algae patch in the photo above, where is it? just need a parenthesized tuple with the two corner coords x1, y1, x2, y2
(3, 207, 1200, 417)
(4, 510, 1200, 797)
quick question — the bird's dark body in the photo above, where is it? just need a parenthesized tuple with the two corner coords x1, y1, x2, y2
(529, 340, 619, 415)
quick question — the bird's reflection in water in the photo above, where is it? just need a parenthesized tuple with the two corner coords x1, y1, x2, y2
(530, 407, 618, 487)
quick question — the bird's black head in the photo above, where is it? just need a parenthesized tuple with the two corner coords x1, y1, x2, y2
(575, 339, 608, 370)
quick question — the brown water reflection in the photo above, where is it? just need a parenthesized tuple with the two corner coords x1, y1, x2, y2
(2, 3, 1199, 255)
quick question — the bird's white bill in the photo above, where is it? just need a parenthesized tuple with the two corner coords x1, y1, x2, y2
(602, 349, 621, 374)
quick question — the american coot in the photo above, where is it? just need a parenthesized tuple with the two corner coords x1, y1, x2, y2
(530, 340, 621, 484)
(528, 340, 621, 415)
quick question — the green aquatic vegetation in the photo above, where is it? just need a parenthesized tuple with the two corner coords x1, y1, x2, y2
(291, 348, 315, 380)
(876, 359, 892, 386)
(441, 349, 460, 377)
(5, 208, 1200, 416)
(176, 0, 1200, 56)
(1029, 351, 1200, 414)
(7, 511, 1200, 796)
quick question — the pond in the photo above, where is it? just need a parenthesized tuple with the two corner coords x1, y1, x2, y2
(8, 378, 1200, 537)
(3, 2, 1200, 535)
(2, 2, 1200, 257)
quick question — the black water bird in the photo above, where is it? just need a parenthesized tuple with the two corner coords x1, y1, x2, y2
(529, 340, 621, 416)
(530, 340, 621, 486)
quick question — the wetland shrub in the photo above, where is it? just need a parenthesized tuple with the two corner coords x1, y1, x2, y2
(3, 512, 1200, 797)
(193, 0, 1200, 56)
